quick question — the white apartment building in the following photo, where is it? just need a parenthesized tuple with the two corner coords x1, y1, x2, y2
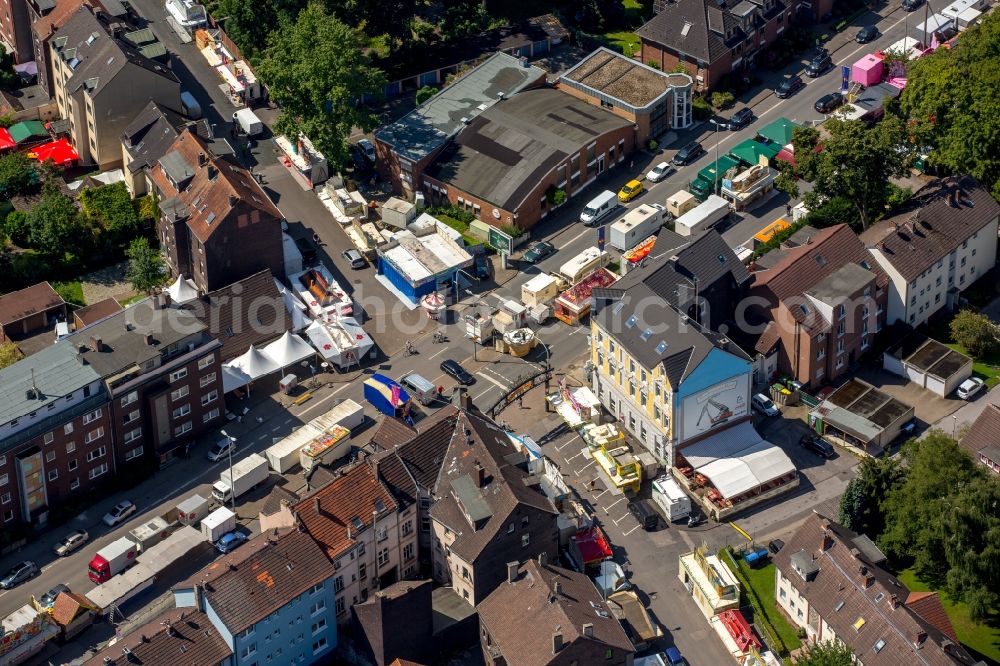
(863, 175, 1000, 329)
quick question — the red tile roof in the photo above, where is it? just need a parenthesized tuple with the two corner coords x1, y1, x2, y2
(73, 297, 122, 328)
(33, 0, 100, 41)
(295, 462, 399, 561)
(0, 281, 64, 326)
(50, 591, 95, 627)
(83, 608, 231, 666)
(906, 591, 958, 642)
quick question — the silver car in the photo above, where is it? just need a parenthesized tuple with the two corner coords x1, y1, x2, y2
(54, 529, 89, 556)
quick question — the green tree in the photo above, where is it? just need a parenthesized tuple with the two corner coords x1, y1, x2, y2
(257, 3, 386, 169)
(415, 85, 437, 105)
(26, 191, 81, 256)
(899, 11, 1000, 198)
(774, 162, 799, 199)
(838, 477, 865, 532)
(0, 44, 17, 89)
(880, 431, 984, 584)
(0, 152, 36, 197)
(810, 116, 911, 230)
(793, 640, 855, 666)
(0, 340, 21, 369)
(215, 0, 278, 57)
(791, 126, 821, 181)
(950, 309, 1000, 358)
(4, 210, 28, 246)
(711, 90, 735, 109)
(125, 237, 165, 294)
(940, 475, 1000, 621)
(840, 456, 903, 539)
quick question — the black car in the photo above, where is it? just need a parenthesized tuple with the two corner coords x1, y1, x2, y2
(441, 359, 475, 385)
(856, 25, 880, 43)
(775, 75, 805, 98)
(473, 254, 491, 279)
(522, 241, 555, 264)
(671, 141, 704, 166)
(800, 434, 836, 459)
(814, 92, 844, 114)
(295, 237, 318, 264)
(628, 500, 660, 531)
(806, 52, 833, 77)
(728, 107, 754, 130)
(767, 539, 785, 554)
(902, 0, 924, 10)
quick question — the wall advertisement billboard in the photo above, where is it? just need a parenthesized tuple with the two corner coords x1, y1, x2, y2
(679, 374, 750, 441)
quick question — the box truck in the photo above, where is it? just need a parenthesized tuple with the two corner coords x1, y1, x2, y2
(674, 195, 730, 237)
(651, 476, 691, 522)
(300, 425, 351, 472)
(324, 398, 365, 432)
(212, 453, 268, 504)
(232, 108, 263, 136)
(127, 516, 174, 552)
(176, 494, 210, 526)
(609, 203, 666, 252)
(88, 537, 139, 583)
(264, 399, 365, 473)
(201, 507, 237, 543)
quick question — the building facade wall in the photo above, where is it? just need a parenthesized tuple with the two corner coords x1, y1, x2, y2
(197, 209, 284, 293)
(0, 0, 32, 63)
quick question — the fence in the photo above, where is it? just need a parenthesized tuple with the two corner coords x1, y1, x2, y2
(719, 547, 790, 658)
(800, 391, 819, 408)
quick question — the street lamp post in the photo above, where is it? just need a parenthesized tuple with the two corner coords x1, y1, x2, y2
(709, 118, 723, 196)
(540, 341, 552, 412)
(220, 429, 237, 515)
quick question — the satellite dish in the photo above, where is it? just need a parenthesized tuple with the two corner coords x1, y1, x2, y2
(492, 208, 500, 219)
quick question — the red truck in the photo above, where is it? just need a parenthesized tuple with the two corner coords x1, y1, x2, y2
(87, 537, 139, 583)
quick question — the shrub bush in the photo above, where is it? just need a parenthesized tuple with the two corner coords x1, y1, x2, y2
(711, 90, 736, 109)
(693, 96, 713, 120)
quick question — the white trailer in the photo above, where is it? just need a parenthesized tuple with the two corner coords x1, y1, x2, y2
(128, 516, 173, 552)
(176, 494, 210, 526)
(323, 398, 364, 432)
(674, 195, 730, 237)
(557, 247, 610, 285)
(609, 203, 666, 252)
(300, 425, 351, 473)
(266, 434, 307, 473)
(212, 453, 268, 503)
(201, 507, 237, 543)
(382, 197, 417, 229)
(651, 476, 691, 522)
(233, 108, 263, 137)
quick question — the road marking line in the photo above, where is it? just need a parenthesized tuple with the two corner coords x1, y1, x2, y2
(271, 425, 281, 432)
(575, 461, 595, 474)
(473, 388, 494, 401)
(622, 525, 640, 537)
(429, 347, 449, 359)
(593, 489, 608, 500)
(556, 227, 590, 250)
(477, 372, 509, 390)
(613, 513, 632, 525)
(297, 383, 348, 420)
(605, 497, 625, 512)
(565, 451, 584, 462)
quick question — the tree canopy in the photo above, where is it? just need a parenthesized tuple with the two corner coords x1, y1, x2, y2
(838, 456, 903, 538)
(793, 640, 855, 666)
(78, 182, 141, 243)
(950, 309, 1000, 358)
(26, 191, 84, 257)
(125, 238, 165, 294)
(0, 153, 36, 198)
(256, 3, 386, 168)
(899, 11, 1000, 199)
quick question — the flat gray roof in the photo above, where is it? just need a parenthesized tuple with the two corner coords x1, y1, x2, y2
(375, 52, 545, 163)
(0, 342, 102, 425)
(806, 262, 875, 304)
(425, 87, 632, 211)
(560, 47, 691, 112)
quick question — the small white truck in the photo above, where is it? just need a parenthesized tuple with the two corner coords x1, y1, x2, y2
(674, 195, 730, 237)
(651, 476, 692, 522)
(232, 108, 263, 137)
(609, 203, 666, 252)
(201, 507, 237, 543)
(212, 453, 268, 504)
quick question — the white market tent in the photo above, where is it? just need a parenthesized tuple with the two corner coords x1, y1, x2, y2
(304, 317, 373, 369)
(263, 330, 316, 369)
(166, 275, 199, 304)
(680, 422, 796, 500)
(222, 365, 252, 393)
(223, 344, 282, 391)
(273, 278, 309, 331)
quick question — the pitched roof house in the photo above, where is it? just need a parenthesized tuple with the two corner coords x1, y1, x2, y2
(478, 557, 635, 666)
(352, 579, 434, 666)
(773, 513, 976, 666)
(862, 175, 1000, 329)
(151, 130, 284, 292)
(750, 224, 889, 386)
(0, 281, 67, 342)
(83, 608, 232, 666)
(121, 100, 184, 196)
(959, 402, 1000, 475)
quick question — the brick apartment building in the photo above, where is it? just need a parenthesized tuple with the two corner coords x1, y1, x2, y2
(639, 0, 834, 92)
(153, 130, 284, 293)
(750, 224, 888, 387)
(0, 0, 31, 63)
(422, 87, 635, 232)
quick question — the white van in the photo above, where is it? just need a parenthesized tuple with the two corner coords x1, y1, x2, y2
(400, 373, 437, 406)
(580, 190, 618, 226)
(233, 108, 263, 137)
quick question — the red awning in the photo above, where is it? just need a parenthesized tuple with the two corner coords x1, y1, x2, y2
(571, 526, 613, 565)
(0, 128, 14, 152)
(775, 147, 795, 165)
(719, 609, 761, 652)
(29, 138, 79, 166)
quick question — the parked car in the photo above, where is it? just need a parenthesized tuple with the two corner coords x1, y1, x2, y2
(356, 138, 376, 163)
(646, 161, 674, 182)
(216, 531, 248, 554)
(671, 141, 704, 165)
(207, 436, 237, 462)
(295, 237, 318, 264)
(775, 75, 805, 99)
(54, 529, 89, 557)
(902, 0, 924, 11)
(665, 646, 686, 666)
(751, 393, 780, 417)
(473, 254, 492, 279)
(102, 500, 137, 526)
(0, 561, 38, 589)
(856, 25, 880, 43)
(441, 359, 475, 385)
(814, 92, 845, 114)
(687, 510, 705, 528)
(342, 248, 367, 269)
(956, 377, 985, 400)
(728, 107, 754, 130)
(618, 179, 645, 203)
(799, 434, 836, 459)
(628, 499, 660, 531)
(768, 539, 785, 554)
(806, 52, 833, 77)
(522, 241, 555, 264)
(39, 584, 70, 608)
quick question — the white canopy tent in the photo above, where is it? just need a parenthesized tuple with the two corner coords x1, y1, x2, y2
(263, 331, 316, 369)
(222, 365, 252, 393)
(273, 278, 310, 332)
(304, 318, 373, 369)
(680, 422, 796, 500)
(166, 275, 199, 304)
(222, 344, 282, 392)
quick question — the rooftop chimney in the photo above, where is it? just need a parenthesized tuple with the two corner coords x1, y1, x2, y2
(538, 551, 547, 567)
(475, 463, 486, 488)
(552, 633, 563, 653)
(197, 152, 206, 167)
(194, 583, 204, 612)
(314, 497, 321, 515)
(228, 194, 238, 206)
(144, 333, 154, 346)
(89, 336, 102, 352)
(890, 593, 900, 609)
(553, 580, 562, 596)
(850, 547, 861, 559)
(820, 530, 834, 552)
(582, 623, 594, 638)
(507, 561, 518, 584)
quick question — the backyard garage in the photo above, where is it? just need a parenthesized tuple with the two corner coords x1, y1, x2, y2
(883, 335, 971, 397)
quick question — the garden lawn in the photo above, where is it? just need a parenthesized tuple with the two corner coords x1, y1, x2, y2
(897, 567, 1000, 664)
(53, 280, 84, 306)
(721, 549, 802, 655)
(604, 31, 640, 57)
(945, 342, 1000, 388)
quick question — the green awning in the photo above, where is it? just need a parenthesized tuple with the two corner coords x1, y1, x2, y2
(696, 155, 741, 182)
(756, 117, 800, 147)
(8, 120, 47, 144)
(729, 139, 781, 165)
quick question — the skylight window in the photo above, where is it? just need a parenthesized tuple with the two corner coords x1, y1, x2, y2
(854, 617, 866, 631)
(799, 304, 810, 316)
(717, 254, 727, 263)
(374, 498, 386, 513)
(205, 212, 216, 224)
(350, 516, 365, 530)
(613, 302, 625, 315)
(625, 315, 638, 328)
(873, 639, 886, 653)
(655, 341, 668, 354)
(640, 328, 653, 341)
(815, 254, 827, 267)
(834, 600, 845, 612)
(860, 260, 871, 270)
(681, 20, 692, 36)
(874, 592, 884, 603)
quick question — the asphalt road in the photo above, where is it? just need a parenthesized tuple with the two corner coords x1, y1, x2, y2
(0, 0, 912, 655)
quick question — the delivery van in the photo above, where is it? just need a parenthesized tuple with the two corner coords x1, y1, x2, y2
(180, 91, 202, 119)
(579, 190, 618, 226)
(400, 373, 437, 406)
